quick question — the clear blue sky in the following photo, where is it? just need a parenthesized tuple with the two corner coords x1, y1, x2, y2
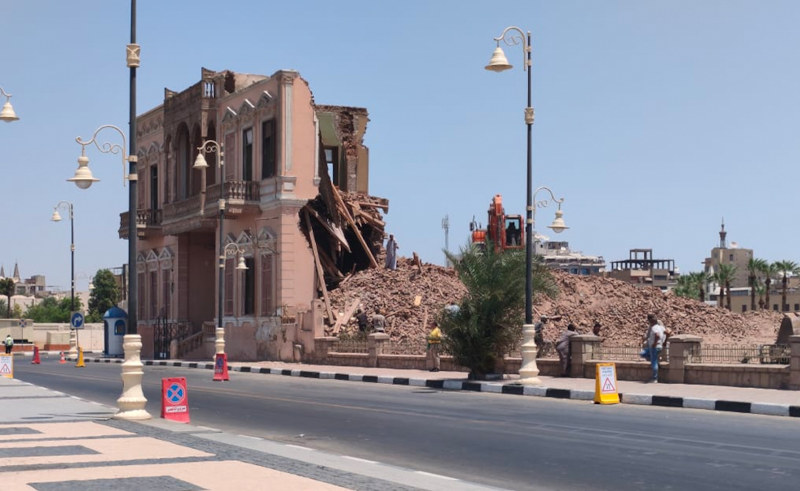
(2, 1, 799, 293)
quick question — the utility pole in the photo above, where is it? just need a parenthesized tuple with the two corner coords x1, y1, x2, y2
(441, 215, 450, 267)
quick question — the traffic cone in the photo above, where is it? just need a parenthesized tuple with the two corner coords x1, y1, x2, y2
(31, 346, 40, 364)
(76, 347, 85, 368)
(59, 351, 66, 364)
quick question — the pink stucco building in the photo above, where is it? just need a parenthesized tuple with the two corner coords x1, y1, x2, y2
(124, 68, 370, 361)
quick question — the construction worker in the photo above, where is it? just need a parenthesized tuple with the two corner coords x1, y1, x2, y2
(4, 334, 13, 354)
(426, 321, 442, 372)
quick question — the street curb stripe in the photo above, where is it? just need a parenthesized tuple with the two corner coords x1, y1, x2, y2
(82, 357, 796, 418)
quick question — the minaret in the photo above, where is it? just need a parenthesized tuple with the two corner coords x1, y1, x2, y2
(719, 219, 727, 249)
(0, 265, 4, 278)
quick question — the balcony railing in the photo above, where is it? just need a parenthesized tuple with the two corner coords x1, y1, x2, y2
(119, 209, 162, 238)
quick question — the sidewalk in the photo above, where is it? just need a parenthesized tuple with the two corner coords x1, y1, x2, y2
(80, 353, 800, 418)
(0, 375, 499, 490)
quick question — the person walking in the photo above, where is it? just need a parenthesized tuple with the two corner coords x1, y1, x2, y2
(555, 323, 578, 376)
(4, 334, 13, 354)
(534, 315, 548, 358)
(644, 313, 666, 383)
(426, 321, 442, 372)
(385, 234, 399, 270)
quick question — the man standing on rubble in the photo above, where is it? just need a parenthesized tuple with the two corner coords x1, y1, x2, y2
(385, 234, 398, 270)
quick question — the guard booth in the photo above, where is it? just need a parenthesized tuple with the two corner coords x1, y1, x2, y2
(103, 307, 127, 357)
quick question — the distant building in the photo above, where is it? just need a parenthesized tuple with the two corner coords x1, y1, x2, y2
(608, 248, 678, 291)
(534, 240, 605, 275)
(0, 262, 46, 297)
(704, 220, 752, 291)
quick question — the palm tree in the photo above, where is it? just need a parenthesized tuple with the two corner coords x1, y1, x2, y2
(773, 260, 800, 312)
(672, 274, 696, 299)
(689, 271, 711, 302)
(760, 261, 779, 311)
(713, 264, 737, 310)
(747, 258, 768, 311)
(440, 242, 557, 379)
(0, 278, 15, 318)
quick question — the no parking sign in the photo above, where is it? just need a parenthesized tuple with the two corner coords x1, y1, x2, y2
(161, 377, 190, 423)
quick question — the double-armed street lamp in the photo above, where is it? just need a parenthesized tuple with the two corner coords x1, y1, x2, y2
(0, 87, 19, 122)
(51, 201, 78, 357)
(67, 0, 145, 420)
(193, 140, 228, 355)
(486, 27, 568, 384)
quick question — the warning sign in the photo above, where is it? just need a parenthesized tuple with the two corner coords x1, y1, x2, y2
(161, 377, 190, 423)
(0, 355, 13, 379)
(594, 363, 620, 405)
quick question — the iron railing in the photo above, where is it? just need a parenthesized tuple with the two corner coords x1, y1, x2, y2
(690, 344, 790, 364)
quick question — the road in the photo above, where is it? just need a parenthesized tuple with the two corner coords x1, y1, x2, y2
(14, 359, 800, 490)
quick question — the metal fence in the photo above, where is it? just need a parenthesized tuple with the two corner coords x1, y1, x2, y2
(331, 337, 368, 354)
(384, 338, 427, 355)
(690, 344, 790, 365)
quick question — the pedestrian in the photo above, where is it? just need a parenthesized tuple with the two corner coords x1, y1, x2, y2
(534, 315, 548, 358)
(355, 309, 369, 334)
(592, 322, 602, 337)
(372, 309, 386, 333)
(555, 323, 578, 376)
(426, 321, 442, 372)
(4, 334, 13, 354)
(385, 234, 399, 270)
(644, 313, 666, 383)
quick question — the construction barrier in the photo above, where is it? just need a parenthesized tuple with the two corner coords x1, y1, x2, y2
(59, 352, 66, 364)
(161, 377, 190, 423)
(31, 346, 40, 364)
(76, 347, 85, 368)
(213, 353, 229, 381)
(0, 355, 13, 379)
(594, 362, 620, 405)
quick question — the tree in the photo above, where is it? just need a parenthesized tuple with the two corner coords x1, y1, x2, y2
(88, 269, 120, 322)
(747, 258, 768, 312)
(760, 261, 779, 311)
(689, 272, 711, 302)
(672, 274, 697, 300)
(773, 260, 800, 312)
(438, 243, 557, 380)
(24, 296, 83, 323)
(0, 278, 15, 318)
(713, 264, 737, 311)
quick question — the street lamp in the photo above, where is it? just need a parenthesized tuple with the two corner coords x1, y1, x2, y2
(51, 201, 78, 358)
(215, 242, 248, 358)
(193, 139, 227, 356)
(0, 87, 19, 122)
(486, 26, 568, 384)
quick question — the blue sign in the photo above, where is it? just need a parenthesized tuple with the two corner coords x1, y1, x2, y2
(166, 382, 186, 404)
(71, 312, 85, 330)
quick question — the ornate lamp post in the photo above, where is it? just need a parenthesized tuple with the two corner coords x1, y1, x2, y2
(193, 140, 227, 357)
(51, 201, 78, 358)
(215, 242, 248, 357)
(486, 27, 569, 384)
(0, 87, 19, 122)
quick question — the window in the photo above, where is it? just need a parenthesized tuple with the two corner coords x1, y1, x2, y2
(162, 269, 171, 319)
(224, 257, 234, 316)
(773, 304, 779, 311)
(243, 257, 255, 315)
(729, 254, 734, 261)
(150, 165, 158, 215)
(324, 146, 338, 184)
(243, 128, 253, 181)
(149, 271, 158, 320)
(261, 120, 276, 178)
(741, 305, 747, 313)
(137, 272, 145, 319)
(795, 303, 799, 311)
(260, 255, 274, 315)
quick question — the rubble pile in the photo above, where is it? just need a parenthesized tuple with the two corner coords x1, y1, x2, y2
(325, 257, 782, 346)
(535, 270, 783, 346)
(326, 256, 467, 339)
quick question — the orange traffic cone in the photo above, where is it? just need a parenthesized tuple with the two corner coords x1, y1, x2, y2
(31, 346, 40, 364)
(59, 351, 66, 364)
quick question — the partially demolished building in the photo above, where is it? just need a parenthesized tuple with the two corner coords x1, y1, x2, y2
(125, 68, 385, 361)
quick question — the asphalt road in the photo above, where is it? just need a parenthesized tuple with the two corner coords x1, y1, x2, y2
(14, 359, 800, 490)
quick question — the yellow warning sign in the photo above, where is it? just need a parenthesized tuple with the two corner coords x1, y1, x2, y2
(594, 362, 619, 404)
(0, 355, 14, 379)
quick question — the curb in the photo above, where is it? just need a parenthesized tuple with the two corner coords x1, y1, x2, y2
(84, 357, 800, 418)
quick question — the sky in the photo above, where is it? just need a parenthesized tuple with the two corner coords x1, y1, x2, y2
(2, 1, 800, 293)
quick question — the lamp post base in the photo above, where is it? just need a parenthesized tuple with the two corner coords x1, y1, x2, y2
(214, 327, 225, 360)
(114, 334, 151, 420)
(518, 323, 542, 385)
(68, 329, 78, 360)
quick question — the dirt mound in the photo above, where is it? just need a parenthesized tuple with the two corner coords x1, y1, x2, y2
(326, 257, 783, 347)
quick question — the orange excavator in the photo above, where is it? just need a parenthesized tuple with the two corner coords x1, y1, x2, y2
(470, 194, 524, 252)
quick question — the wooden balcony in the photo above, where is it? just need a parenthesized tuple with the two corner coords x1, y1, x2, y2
(119, 209, 162, 240)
